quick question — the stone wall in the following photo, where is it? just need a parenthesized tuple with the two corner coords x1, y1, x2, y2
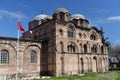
(55, 52, 108, 76)
(0, 37, 41, 78)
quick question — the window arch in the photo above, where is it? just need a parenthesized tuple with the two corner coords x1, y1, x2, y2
(67, 45, 76, 53)
(91, 44, 97, 53)
(60, 42, 64, 52)
(68, 27, 74, 38)
(79, 33, 82, 38)
(30, 50, 37, 63)
(83, 33, 86, 39)
(60, 13, 64, 21)
(67, 42, 77, 53)
(59, 29, 63, 36)
(80, 19, 84, 26)
(90, 31, 97, 40)
(0, 50, 9, 64)
(90, 35, 96, 40)
(79, 43, 83, 53)
(84, 44, 87, 53)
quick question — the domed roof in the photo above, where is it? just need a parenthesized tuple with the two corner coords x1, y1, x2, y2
(55, 8, 69, 13)
(71, 14, 85, 20)
(33, 14, 48, 21)
(44, 16, 53, 20)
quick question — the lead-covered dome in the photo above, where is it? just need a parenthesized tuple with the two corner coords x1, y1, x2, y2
(71, 14, 85, 20)
(55, 8, 69, 13)
(33, 14, 48, 21)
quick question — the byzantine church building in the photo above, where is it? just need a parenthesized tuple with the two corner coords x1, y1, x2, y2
(0, 8, 108, 77)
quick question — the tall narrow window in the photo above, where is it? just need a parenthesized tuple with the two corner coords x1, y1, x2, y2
(91, 44, 97, 53)
(83, 34, 86, 39)
(59, 29, 63, 36)
(30, 50, 37, 63)
(79, 33, 82, 38)
(80, 43, 82, 53)
(60, 42, 64, 52)
(60, 13, 64, 21)
(84, 44, 87, 53)
(0, 50, 9, 64)
(68, 27, 73, 38)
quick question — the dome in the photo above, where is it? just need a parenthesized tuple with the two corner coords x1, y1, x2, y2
(55, 8, 69, 13)
(45, 16, 53, 20)
(33, 14, 48, 21)
(71, 14, 85, 20)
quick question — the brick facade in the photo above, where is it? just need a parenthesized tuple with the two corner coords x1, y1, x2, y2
(0, 8, 108, 78)
(0, 37, 41, 78)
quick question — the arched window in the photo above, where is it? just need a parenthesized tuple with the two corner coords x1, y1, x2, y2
(79, 43, 83, 53)
(91, 44, 97, 53)
(83, 34, 86, 39)
(80, 19, 83, 26)
(67, 44, 76, 53)
(30, 50, 37, 63)
(90, 35, 96, 40)
(59, 29, 63, 36)
(68, 27, 74, 38)
(0, 50, 9, 64)
(90, 32, 97, 40)
(60, 42, 64, 52)
(84, 44, 87, 53)
(94, 45, 97, 53)
(79, 33, 82, 38)
(60, 13, 64, 21)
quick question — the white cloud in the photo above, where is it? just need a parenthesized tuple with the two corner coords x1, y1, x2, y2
(89, 18, 108, 27)
(108, 16, 120, 21)
(0, 9, 26, 19)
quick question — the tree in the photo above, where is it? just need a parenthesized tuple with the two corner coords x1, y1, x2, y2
(109, 44, 120, 63)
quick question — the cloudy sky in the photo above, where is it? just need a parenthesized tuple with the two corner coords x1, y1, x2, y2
(0, 0, 120, 45)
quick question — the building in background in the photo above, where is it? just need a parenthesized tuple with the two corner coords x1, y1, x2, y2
(0, 8, 108, 78)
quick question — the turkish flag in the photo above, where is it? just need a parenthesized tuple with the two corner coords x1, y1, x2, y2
(18, 21, 25, 32)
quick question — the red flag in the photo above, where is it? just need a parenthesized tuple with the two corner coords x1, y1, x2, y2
(18, 21, 25, 32)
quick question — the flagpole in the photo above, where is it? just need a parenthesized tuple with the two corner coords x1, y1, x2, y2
(16, 29, 19, 80)
(16, 20, 25, 80)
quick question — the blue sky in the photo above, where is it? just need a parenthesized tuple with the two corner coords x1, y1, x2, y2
(0, 0, 120, 45)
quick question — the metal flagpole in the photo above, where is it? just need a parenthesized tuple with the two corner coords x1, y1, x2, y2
(16, 29, 19, 80)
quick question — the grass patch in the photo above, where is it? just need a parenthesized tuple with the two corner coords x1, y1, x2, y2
(34, 71, 120, 80)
